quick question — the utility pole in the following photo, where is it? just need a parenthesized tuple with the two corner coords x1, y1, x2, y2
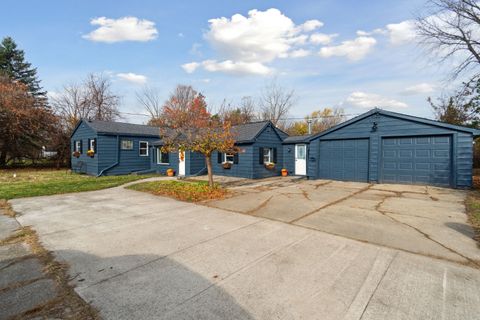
(307, 118, 312, 134)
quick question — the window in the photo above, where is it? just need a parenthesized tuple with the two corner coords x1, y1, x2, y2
(224, 153, 234, 164)
(121, 140, 133, 150)
(75, 140, 82, 153)
(157, 148, 169, 164)
(139, 141, 149, 156)
(263, 148, 272, 163)
(89, 139, 96, 152)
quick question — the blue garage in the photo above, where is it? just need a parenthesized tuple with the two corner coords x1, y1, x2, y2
(306, 108, 480, 188)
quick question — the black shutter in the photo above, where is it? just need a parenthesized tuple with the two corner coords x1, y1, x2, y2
(273, 148, 277, 163)
(80, 140, 83, 153)
(234, 153, 239, 164)
(164, 152, 170, 164)
(87, 139, 91, 151)
(73, 140, 76, 152)
(217, 152, 222, 163)
(259, 147, 264, 164)
(93, 138, 97, 153)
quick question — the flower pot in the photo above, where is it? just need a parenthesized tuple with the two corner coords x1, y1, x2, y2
(281, 169, 288, 177)
(166, 169, 174, 177)
(264, 163, 275, 170)
(72, 151, 80, 158)
(222, 162, 232, 169)
(87, 150, 95, 158)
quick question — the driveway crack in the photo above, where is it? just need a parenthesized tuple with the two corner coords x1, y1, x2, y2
(290, 184, 373, 224)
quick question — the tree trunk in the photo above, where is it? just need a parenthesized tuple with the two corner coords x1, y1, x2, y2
(205, 155, 214, 188)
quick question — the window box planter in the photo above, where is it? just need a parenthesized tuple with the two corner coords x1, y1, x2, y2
(222, 162, 232, 169)
(87, 150, 95, 158)
(72, 151, 80, 158)
(264, 162, 275, 170)
(166, 168, 175, 177)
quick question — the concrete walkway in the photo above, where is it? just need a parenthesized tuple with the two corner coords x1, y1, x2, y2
(10, 184, 480, 320)
(208, 179, 480, 266)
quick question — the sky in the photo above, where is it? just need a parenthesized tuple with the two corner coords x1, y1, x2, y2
(0, 0, 464, 124)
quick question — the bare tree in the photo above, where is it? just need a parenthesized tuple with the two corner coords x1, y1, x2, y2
(164, 85, 198, 112)
(259, 79, 296, 127)
(51, 73, 121, 130)
(50, 83, 89, 130)
(217, 96, 258, 125)
(136, 86, 163, 125)
(84, 73, 120, 121)
(416, 0, 480, 79)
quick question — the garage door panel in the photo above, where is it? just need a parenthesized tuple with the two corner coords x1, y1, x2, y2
(319, 139, 369, 182)
(381, 136, 451, 187)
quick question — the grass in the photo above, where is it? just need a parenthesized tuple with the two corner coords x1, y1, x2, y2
(0, 169, 157, 200)
(0, 225, 99, 319)
(466, 190, 480, 247)
(127, 180, 227, 202)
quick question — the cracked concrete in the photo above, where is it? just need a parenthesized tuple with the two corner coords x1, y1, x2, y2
(208, 179, 480, 266)
(9, 184, 480, 319)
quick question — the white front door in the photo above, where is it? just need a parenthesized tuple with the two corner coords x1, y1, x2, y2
(295, 144, 307, 175)
(178, 151, 186, 176)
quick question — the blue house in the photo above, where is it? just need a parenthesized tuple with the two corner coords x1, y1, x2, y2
(211, 121, 288, 179)
(71, 120, 162, 176)
(300, 108, 480, 188)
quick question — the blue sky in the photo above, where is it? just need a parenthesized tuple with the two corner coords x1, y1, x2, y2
(1, 0, 460, 123)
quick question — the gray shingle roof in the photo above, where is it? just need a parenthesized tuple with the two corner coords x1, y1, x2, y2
(283, 135, 311, 143)
(232, 121, 270, 143)
(85, 120, 162, 137)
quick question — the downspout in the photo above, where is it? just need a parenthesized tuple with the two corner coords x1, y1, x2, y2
(97, 135, 120, 177)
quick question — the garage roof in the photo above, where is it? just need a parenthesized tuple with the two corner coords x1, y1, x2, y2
(307, 108, 480, 141)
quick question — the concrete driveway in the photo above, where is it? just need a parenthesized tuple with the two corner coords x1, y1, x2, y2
(208, 179, 480, 266)
(10, 183, 480, 320)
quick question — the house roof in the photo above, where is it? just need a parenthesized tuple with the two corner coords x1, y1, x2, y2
(232, 121, 271, 143)
(283, 135, 311, 144)
(83, 119, 162, 137)
(307, 108, 480, 141)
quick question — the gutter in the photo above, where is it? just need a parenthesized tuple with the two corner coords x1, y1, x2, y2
(97, 135, 120, 177)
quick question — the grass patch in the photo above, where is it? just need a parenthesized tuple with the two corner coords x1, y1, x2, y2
(1, 225, 99, 319)
(0, 169, 157, 200)
(127, 180, 227, 202)
(466, 190, 480, 246)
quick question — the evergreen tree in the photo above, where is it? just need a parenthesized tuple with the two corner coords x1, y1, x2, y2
(0, 36, 46, 98)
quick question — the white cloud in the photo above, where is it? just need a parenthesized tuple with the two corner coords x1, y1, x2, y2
(310, 33, 337, 45)
(299, 19, 324, 32)
(178, 32, 184, 37)
(83, 16, 158, 43)
(182, 62, 201, 73)
(116, 72, 147, 84)
(183, 60, 272, 76)
(344, 91, 408, 109)
(184, 8, 323, 75)
(319, 36, 377, 61)
(385, 20, 416, 45)
(401, 83, 436, 95)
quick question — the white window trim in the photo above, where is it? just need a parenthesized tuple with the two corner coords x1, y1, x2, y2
(89, 139, 95, 152)
(223, 153, 235, 164)
(263, 148, 272, 164)
(121, 140, 133, 150)
(156, 148, 169, 165)
(139, 141, 149, 156)
(75, 141, 81, 152)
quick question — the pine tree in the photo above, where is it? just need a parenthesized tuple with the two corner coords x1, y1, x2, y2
(0, 36, 46, 98)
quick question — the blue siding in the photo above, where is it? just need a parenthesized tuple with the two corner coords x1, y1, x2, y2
(99, 135, 158, 175)
(212, 145, 255, 179)
(71, 122, 98, 175)
(150, 147, 179, 175)
(188, 152, 206, 175)
(309, 113, 474, 188)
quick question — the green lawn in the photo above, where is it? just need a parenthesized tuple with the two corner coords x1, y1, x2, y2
(0, 169, 157, 200)
(127, 180, 227, 202)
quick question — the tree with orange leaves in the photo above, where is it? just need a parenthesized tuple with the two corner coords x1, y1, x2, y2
(159, 85, 237, 187)
(0, 76, 56, 166)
